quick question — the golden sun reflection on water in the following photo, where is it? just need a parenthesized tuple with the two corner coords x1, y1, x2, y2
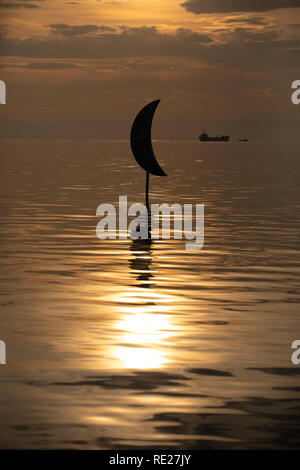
(112, 291, 179, 369)
(110, 240, 180, 370)
(114, 346, 168, 369)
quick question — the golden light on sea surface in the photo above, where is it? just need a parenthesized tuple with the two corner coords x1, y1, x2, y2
(113, 290, 178, 369)
(107, 240, 180, 370)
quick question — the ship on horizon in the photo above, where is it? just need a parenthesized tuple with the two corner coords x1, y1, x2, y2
(199, 130, 230, 142)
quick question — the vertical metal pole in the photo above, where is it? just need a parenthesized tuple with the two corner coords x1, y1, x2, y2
(145, 171, 149, 211)
(146, 171, 151, 238)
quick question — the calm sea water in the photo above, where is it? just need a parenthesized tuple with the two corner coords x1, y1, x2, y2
(0, 139, 300, 450)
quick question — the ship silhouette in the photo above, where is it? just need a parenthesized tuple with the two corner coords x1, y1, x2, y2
(199, 130, 230, 142)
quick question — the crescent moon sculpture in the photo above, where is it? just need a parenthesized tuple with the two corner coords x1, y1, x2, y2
(130, 100, 167, 211)
(130, 99, 167, 177)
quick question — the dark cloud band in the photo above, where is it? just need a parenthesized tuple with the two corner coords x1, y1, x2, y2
(48, 24, 116, 37)
(0, 2, 40, 8)
(0, 26, 213, 58)
(181, 0, 300, 14)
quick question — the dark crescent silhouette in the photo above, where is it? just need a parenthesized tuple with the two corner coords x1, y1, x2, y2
(130, 100, 167, 177)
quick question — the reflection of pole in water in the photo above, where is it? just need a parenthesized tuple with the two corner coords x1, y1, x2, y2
(129, 237, 154, 288)
(122, 218, 177, 371)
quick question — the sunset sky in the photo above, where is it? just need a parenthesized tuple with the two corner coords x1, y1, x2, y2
(0, 0, 299, 139)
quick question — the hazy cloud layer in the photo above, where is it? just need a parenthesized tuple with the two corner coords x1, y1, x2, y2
(0, 24, 298, 66)
(223, 17, 268, 26)
(0, 26, 214, 58)
(0, 60, 82, 69)
(0, 23, 298, 74)
(181, 0, 300, 14)
(49, 23, 116, 37)
(0, 1, 41, 8)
